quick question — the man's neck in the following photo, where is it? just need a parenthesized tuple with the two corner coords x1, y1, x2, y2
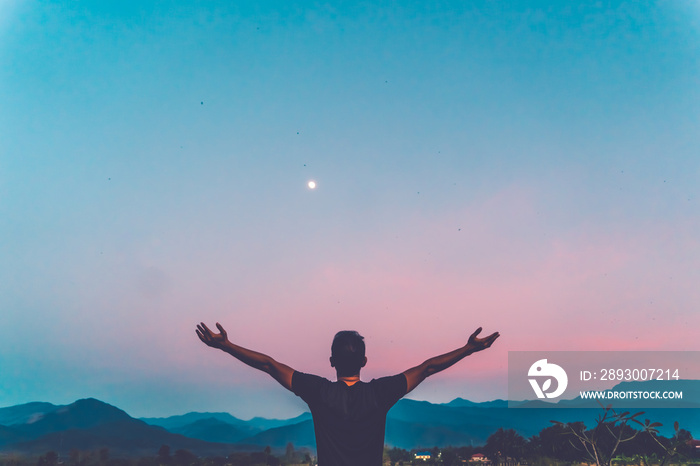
(337, 374, 361, 386)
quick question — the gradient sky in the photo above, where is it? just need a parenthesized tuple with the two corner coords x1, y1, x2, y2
(1, 0, 699, 419)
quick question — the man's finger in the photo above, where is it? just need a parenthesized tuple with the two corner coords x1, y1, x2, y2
(216, 323, 226, 335)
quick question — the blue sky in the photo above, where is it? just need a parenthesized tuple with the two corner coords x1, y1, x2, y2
(1, 0, 699, 419)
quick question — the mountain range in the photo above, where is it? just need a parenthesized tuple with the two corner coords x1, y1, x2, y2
(0, 398, 253, 457)
(0, 380, 697, 456)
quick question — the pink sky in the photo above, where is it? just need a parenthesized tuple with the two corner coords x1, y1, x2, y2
(1, 1, 698, 418)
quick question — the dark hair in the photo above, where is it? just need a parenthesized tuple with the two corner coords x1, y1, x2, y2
(331, 330, 366, 377)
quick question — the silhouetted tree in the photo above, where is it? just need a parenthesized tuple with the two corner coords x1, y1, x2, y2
(157, 445, 171, 466)
(485, 428, 527, 462)
(632, 420, 693, 466)
(173, 450, 196, 466)
(284, 442, 295, 462)
(440, 448, 460, 466)
(454, 445, 476, 461)
(532, 422, 586, 462)
(551, 404, 644, 466)
(37, 452, 58, 466)
(386, 446, 411, 464)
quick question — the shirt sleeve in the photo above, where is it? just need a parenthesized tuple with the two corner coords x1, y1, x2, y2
(291, 371, 326, 404)
(372, 373, 408, 409)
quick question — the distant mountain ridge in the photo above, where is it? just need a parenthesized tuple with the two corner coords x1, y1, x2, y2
(168, 418, 257, 444)
(1, 379, 697, 456)
(11, 398, 132, 438)
(442, 398, 508, 408)
(0, 402, 60, 426)
(0, 398, 246, 457)
(140, 411, 312, 432)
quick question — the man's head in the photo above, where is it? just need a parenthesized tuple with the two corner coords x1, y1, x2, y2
(330, 330, 367, 377)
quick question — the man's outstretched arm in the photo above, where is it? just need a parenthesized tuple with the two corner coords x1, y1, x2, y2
(196, 322, 294, 391)
(402, 327, 500, 393)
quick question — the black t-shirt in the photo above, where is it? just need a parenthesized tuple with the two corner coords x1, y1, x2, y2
(292, 371, 407, 466)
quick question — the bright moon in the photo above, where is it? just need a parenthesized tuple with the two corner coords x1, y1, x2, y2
(308, 180, 317, 189)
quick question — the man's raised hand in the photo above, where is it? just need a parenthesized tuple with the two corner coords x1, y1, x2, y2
(467, 327, 500, 353)
(196, 322, 229, 349)
(196, 321, 295, 391)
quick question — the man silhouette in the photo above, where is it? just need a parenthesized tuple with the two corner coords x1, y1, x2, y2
(196, 323, 499, 466)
